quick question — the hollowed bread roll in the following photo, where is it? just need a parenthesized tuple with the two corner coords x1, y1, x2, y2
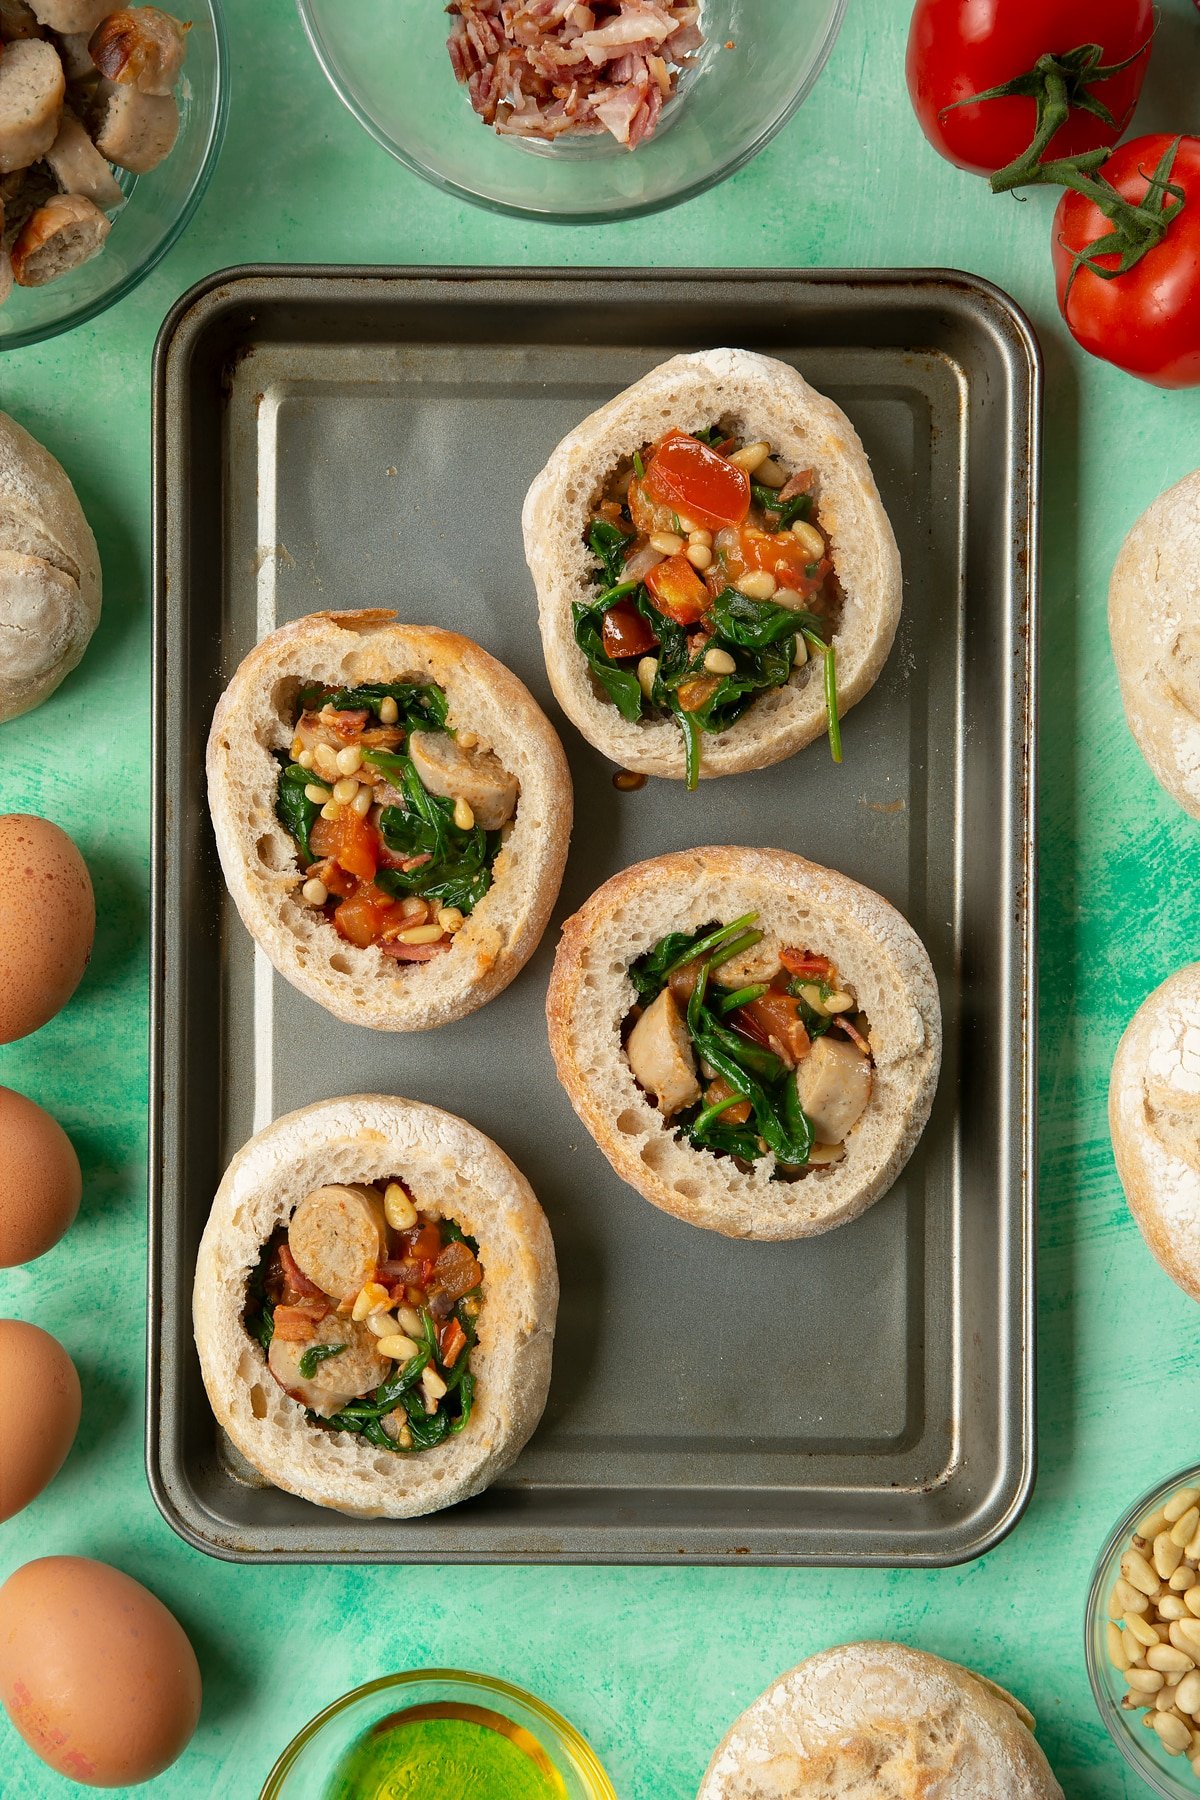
(697, 1641, 1063, 1799)
(1109, 468, 1200, 820)
(546, 847, 941, 1240)
(206, 610, 572, 1031)
(193, 1094, 558, 1519)
(1110, 962, 1200, 1302)
(522, 347, 901, 780)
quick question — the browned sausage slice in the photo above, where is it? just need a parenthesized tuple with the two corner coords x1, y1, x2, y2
(267, 1317, 391, 1419)
(89, 7, 187, 96)
(43, 109, 122, 208)
(10, 191, 108, 284)
(92, 82, 176, 172)
(287, 1184, 388, 1302)
(0, 39, 64, 174)
(407, 729, 519, 830)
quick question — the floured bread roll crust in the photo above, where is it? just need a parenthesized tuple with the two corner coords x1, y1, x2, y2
(1110, 963, 1200, 1301)
(697, 1641, 1063, 1800)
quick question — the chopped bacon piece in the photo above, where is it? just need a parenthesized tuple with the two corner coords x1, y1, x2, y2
(428, 1239, 484, 1319)
(379, 938, 450, 963)
(835, 1015, 872, 1056)
(278, 1242, 327, 1302)
(439, 1317, 469, 1368)
(272, 1302, 327, 1342)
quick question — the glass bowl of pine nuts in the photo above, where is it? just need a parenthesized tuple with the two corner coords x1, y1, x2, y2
(1087, 1465, 1200, 1797)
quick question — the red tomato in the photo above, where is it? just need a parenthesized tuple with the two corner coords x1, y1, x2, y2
(310, 806, 379, 883)
(1052, 135, 1200, 387)
(601, 601, 658, 659)
(332, 884, 396, 948)
(645, 552, 710, 625)
(735, 991, 811, 1066)
(780, 948, 832, 979)
(721, 526, 827, 596)
(642, 430, 750, 531)
(906, 0, 1152, 177)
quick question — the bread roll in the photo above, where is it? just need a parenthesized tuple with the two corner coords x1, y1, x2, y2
(1110, 468, 1200, 820)
(523, 348, 901, 780)
(193, 1094, 558, 1518)
(546, 847, 940, 1239)
(698, 1642, 1063, 1799)
(206, 610, 572, 1031)
(0, 411, 101, 722)
(1109, 963, 1200, 1301)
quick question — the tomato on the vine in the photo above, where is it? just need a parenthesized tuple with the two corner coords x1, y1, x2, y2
(906, 0, 1153, 178)
(1052, 134, 1200, 388)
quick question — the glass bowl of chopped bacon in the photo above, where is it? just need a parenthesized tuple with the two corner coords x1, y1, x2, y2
(296, 0, 847, 222)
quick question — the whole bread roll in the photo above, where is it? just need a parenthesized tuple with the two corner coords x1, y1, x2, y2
(523, 348, 901, 780)
(206, 610, 572, 1031)
(546, 847, 940, 1239)
(1110, 468, 1200, 819)
(0, 411, 100, 722)
(193, 1094, 558, 1518)
(1110, 963, 1200, 1301)
(698, 1642, 1063, 1800)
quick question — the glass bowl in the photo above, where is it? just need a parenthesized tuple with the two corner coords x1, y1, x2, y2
(296, 0, 846, 223)
(0, 0, 228, 350)
(259, 1669, 617, 1800)
(1085, 1462, 1200, 1800)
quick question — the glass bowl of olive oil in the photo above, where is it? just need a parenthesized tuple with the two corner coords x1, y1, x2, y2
(259, 1669, 617, 1800)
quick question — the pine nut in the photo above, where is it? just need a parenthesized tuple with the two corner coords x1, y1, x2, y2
(1127, 1613, 1162, 1646)
(1155, 1712, 1193, 1755)
(1128, 1668, 1166, 1693)
(379, 696, 399, 725)
(300, 877, 328, 906)
(1172, 1508, 1200, 1548)
(1171, 1620, 1200, 1656)
(458, 729, 480, 750)
(383, 1182, 417, 1231)
(649, 531, 684, 556)
(1188, 1527, 1200, 1561)
(296, 749, 314, 770)
(807, 1140, 846, 1165)
(703, 647, 736, 676)
(420, 1366, 448, 1411)
(1115, 1577, 1151, 1615)
(1165, 1489, 1199, 1524)
(1147, 1645, 1195, 1674)
(1177, 1672, 1200, 1716)
(793, 636, 808, 667)
(824, 991, 855, 1014)
(376, 1332, 419, 1362)
(687, 529, 713, 547)
(313, 743, 340, 780)
(436, 907, 465, 934)
(1187, 1587, 1200, 1618)
(637, 655, 658, 699)
(352, 1281, 390, 1323)
(453, 797, 475, 831)
(686, 543, 713, 571)
(366, 1311, 398, 1338)
(1172, 1567, 1199, 1592)
(1123, 1549, 1162, 1597)
(1157, 1532, 1186, 1579)
(1161, 1596, 1190, 1620)
(333, 777, 359, 804)
(395, 924, 445, 946)
(1140, 1508, 1172, 1540)
(304, 782, 332, 804)
(735, 570, 777, 601)
(755, 456, 786, 487)
(320, 801, 341, 821)
(774, 587, 805, 610)
(1109, 1622, 1132, 1669)
(1158, 1684, 1185, 1712)
(336, 745, 363, 775)
(352, 785, 373, 817)
(396, 1304, 423, 1338)
(791, 519, 825, 559)
(728, 440, 771, 474)
(400, 897, 428, 921)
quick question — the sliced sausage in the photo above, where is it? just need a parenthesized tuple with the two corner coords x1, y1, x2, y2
(408, 729, 519, 831)
(793, 1035, 873, 1145)
(0, 38, 64, 174)
(287, 1183, 388, 1302)
(89, 6, 187, 95)
(43, 108, 122, 206)
(626, 986, 701, 1117)
(92, 80, 176, 171)
(56, 31, 96, 81)
(27, 0, 109, 30)
(267, 1316, 391, 1419)
(10, 189, 107, 282)
(0, 0, 45, 40)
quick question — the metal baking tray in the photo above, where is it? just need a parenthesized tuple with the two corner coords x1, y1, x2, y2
(149, 266, 1040, 1565)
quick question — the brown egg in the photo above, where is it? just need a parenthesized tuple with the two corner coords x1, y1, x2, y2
(0, 1557, 201, 1786)
(0, 814, 94, 1044)
(0, 1086, 81, 1266)
(0, 1321, 81, 1521)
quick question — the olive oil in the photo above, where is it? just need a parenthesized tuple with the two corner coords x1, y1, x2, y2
(324, 1702, 568, 1800)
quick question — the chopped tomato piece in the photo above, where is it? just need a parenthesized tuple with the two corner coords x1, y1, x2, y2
(643, 430, 750, 531)
(309, 807, 380, 883)
(645, 552, 710, 625)
(306, 856, 355, 900)
(676, 674, 722, 713)
(439, 1316, 469, 1368)
(721, 526, 828, 595)
(401, 1223, 443, 1266)
(781, 948, 832, 979)
(735, 991, 811, 1068)
(601, 600, 658, 659)
(332, 883, 398, 948)
(703, 1076, 752, 1127)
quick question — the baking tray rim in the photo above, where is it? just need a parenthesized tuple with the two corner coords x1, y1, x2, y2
(147, 263, 1040, 1566)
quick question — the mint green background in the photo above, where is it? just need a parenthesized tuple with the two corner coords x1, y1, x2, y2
(1, 1, 1198, 1794)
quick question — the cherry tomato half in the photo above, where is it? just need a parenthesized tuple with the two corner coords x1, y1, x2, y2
(645, 552, 710, 626)
(601, 601, 658, 660)
(642, 430, 751, 532)
(309, 806, 379, 883)
(720, 527, 828, 597)
(332, 883, 397, 948)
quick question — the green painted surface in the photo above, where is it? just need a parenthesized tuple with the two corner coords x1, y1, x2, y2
(1, 1, 1197, 1795)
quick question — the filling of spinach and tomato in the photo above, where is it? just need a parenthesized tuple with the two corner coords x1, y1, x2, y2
(573, 427, 843, 789)
(245, 1186, 483, 1454)
(274, 679, 519, 960)
(623, 913, 874, 1172)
